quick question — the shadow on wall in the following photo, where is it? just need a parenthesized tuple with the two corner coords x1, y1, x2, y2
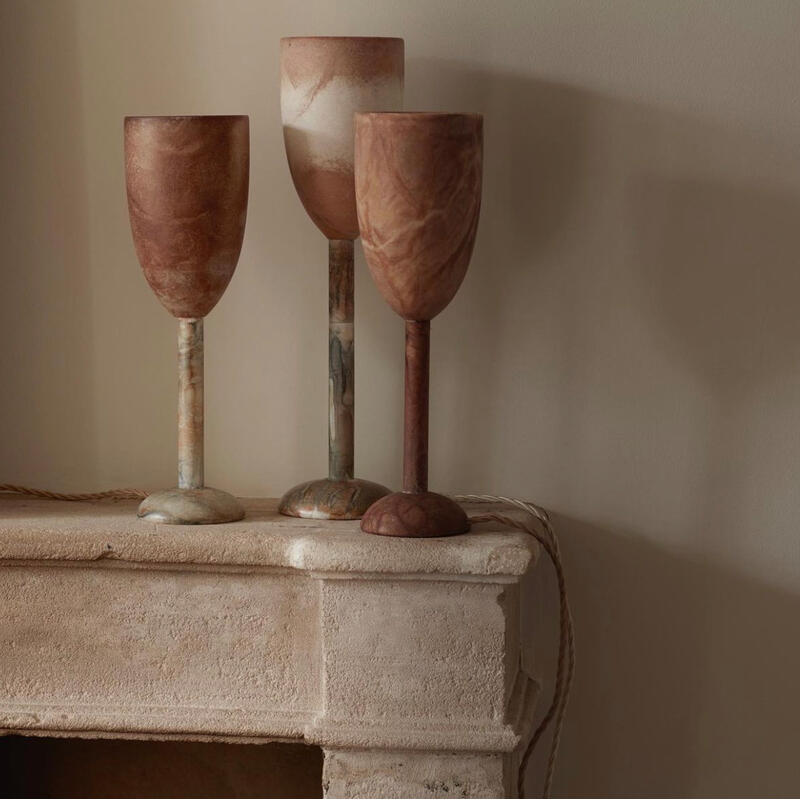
(406, 58, 592, 489)
(630, 176, 800, 391)
(0, 1, 95, 488)
(406, 60, 800, 796)
(629, 176, 800, 571)
(552, 516, 800, 797)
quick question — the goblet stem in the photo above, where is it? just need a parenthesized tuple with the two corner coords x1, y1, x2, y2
(278, 239, 389, 519)
(329, 239, 355, 482)
(360, 317, 467, 537)
(403, 320, 430, 494)
(177, 318, 204, 490)
(138, 316, 243, 524)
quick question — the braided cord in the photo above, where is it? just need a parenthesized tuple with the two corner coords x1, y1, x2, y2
(0, 484, 148, 501)
(454, 495, 575, 799)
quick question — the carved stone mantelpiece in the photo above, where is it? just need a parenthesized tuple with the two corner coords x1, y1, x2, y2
(0, 496, 538, 798)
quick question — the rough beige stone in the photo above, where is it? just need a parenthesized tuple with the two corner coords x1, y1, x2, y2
(320, 579, 509, 724)
(0, 496, 536, 577)
(323, 749, 510, 799)
(0, 566, 319, 738)
(0, 496, 538, 798)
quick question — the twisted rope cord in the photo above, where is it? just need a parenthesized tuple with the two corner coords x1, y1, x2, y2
(0, 484, 571, 797)
(0, 484, 148, 501)
(454, 494, 575, 799)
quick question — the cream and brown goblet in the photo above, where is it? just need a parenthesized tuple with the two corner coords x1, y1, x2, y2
(278, 36, 403, 519)
(125, 115, 249, 524)
(355, 112, 483, 537)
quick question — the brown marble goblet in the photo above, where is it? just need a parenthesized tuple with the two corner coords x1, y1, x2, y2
(355, 112, 483, 537)
(278, 37, 403, 520)
(125, 115, 249, 524)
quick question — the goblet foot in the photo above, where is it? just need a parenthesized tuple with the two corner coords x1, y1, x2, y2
(279, 478, 390, 520)
(138, 487, 245, 525)
(361, 491, 470, 538)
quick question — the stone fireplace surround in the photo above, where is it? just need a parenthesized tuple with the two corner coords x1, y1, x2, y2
(0, 496, 539, 798)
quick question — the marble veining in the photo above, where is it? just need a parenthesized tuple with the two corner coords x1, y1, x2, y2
(354, 112, 483, 321)
(124, 115, 247, 525)
(124, 115, 249, 318)
(278, 38, 400, 521)
(355, 113, 483, 538)
(281, 38, 403, 240)
(177, 318, 203, 490)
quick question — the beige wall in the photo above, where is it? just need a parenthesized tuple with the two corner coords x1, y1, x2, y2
(2, 0, 799, 795)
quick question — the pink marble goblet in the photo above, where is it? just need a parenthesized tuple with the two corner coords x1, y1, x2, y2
(278, 37, 403, 519)
(125, 115, 249, 524)
(355, 112, 483, 537)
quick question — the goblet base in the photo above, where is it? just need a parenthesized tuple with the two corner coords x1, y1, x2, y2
(361, 491, 470, 538)
(138, 487, 245, 525)
(279, 478, 390, 520)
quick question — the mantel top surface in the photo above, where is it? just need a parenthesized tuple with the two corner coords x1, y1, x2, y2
(0, 496, 538, 578)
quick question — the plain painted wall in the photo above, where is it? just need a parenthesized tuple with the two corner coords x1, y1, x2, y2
(2, 0, 799, 795)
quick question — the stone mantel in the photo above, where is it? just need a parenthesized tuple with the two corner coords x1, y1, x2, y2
(0, 496, 540, 798)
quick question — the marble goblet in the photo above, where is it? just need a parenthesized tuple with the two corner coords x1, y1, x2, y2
(278, 36, 403, 519)
(355, 112, 483, 537)
(125, 115, 249, 524)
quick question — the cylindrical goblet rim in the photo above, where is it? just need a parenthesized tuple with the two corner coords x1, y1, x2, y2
(280, 35, 403, 43)
(124, 115, 249, 122)
(355, 111, 482, 121)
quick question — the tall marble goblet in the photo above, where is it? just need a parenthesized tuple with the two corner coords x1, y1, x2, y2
(355, 112, 483, 537)
(125, 115, 249, 524)
(278, 36, 403, 520)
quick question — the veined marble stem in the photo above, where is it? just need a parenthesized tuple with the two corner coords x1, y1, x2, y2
(329, 240, 355, 482)
(178, 318, 204, 490)
(403, 320, 430, 494)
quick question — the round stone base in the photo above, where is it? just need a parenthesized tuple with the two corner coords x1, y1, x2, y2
(137, 487, 245, 525)
(361, 491, 470, 538)
(278, 478, 390, 520)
